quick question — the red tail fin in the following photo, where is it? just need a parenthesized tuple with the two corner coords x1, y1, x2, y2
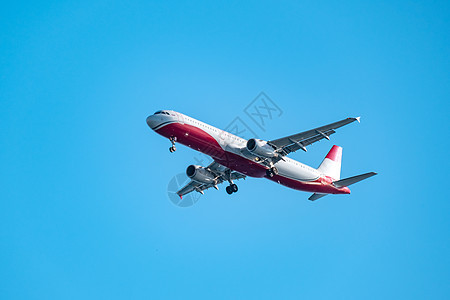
(317, 145, 342, 180)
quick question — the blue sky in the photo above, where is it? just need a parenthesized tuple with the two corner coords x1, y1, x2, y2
(1, 1, 449, 299)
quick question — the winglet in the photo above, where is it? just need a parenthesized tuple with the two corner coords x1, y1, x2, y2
(355, 116, 361, 123)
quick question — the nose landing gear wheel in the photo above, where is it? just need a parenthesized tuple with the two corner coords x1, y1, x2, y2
(169, 136, 177, 153)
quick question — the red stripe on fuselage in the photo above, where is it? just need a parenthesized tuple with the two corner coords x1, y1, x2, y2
(268, 174, 350, 194)
(155, 122, 349, 194)
(155, 122, 266, 177)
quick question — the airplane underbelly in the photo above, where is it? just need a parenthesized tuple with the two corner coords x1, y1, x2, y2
(215, 154, 267, 177)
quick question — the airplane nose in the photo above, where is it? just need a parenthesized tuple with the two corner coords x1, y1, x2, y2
(146, 115, 159, 129)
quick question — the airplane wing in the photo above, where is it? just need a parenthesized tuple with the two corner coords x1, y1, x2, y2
(269, 117, 360, 155)
(176, 161, 246, 198)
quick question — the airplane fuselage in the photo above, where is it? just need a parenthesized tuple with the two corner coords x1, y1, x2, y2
(146, 110, 350, 195)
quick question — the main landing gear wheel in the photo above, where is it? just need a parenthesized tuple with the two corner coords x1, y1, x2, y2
(226, 184, 238, 195)
(226, 186, 233, 194)
(266, 167, 278, 178)
(169, 136, 177, 153)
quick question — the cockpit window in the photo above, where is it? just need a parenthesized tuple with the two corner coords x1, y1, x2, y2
(154, 110, 171, 115)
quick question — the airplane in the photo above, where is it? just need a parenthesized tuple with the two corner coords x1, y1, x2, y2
(146, 110, 376, 201)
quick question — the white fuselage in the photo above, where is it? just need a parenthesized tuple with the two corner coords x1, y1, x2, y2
(148, 110, 322, 182)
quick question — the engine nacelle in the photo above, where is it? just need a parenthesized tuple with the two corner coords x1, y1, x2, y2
(186, 165, 217, 184)
(246, 138, 277, 158)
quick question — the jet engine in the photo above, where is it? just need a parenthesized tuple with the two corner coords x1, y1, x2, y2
(186, 165, 217, 184)
(246, 138, 278, 158)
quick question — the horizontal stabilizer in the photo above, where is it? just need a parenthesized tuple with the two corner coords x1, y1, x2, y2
(333, 172, 377, 188)
(308, 193, 328, 201)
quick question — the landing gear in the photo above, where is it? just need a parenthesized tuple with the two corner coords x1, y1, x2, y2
(224, 169, 238, 195)
(226, 186, 233, 194)
(169, 136, 177, 153)
(266, 167, 278, 178)
(226, 184, 238, 195)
